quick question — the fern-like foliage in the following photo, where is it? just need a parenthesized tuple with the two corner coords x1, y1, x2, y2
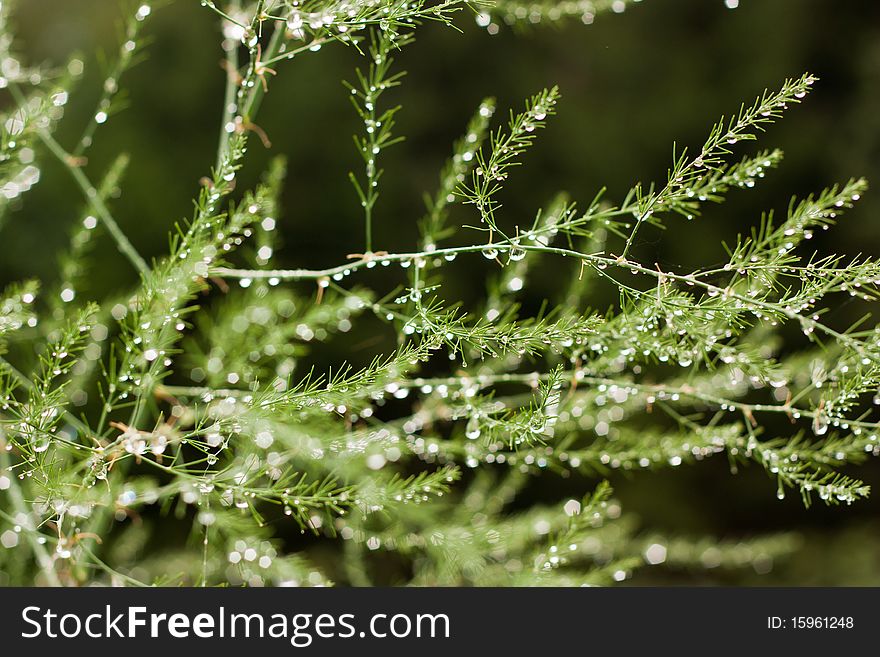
(0, 0, 875, 587)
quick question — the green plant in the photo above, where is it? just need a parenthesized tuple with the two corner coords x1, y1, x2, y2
(0, 0, 876, 586)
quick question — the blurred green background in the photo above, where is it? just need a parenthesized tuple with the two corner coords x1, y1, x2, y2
(4, 0, 880, 584)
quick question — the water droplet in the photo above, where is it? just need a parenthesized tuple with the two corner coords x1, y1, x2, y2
(812, 412, 829, 436)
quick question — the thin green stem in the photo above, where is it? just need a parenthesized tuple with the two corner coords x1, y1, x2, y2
(159, 371, 879, 432)
(73, 5, 149, 157)
(39, 129, 149, 274)
(214, 0, 241, 172)
(8, 83, 149, 274)
(241, 17, 285, 120)
(79, 544, 150, 587)
(213, 241, 871, 358)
